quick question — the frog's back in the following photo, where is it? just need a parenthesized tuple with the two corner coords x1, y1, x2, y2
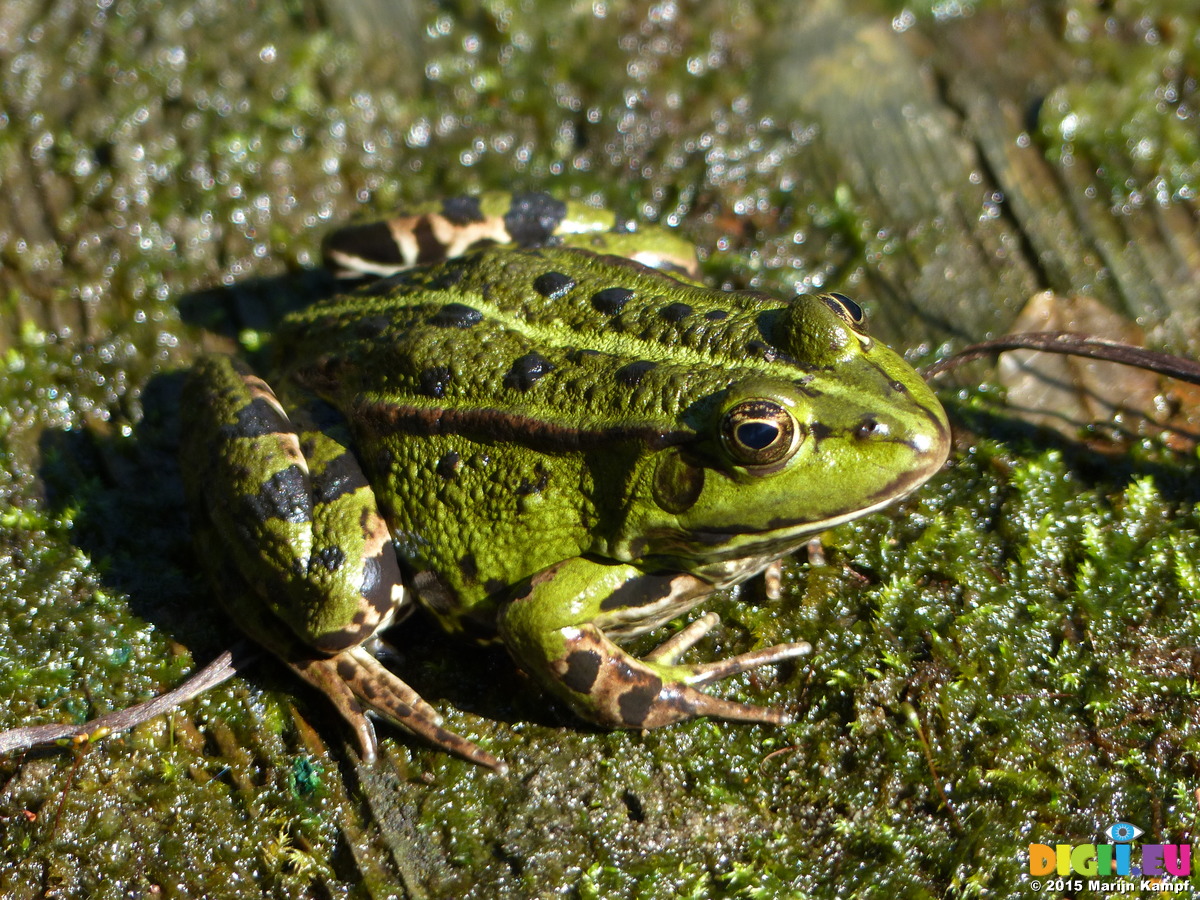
(280, 245, 809, 435)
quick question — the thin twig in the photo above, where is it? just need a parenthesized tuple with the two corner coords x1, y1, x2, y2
(923, 331, 1200, 385)
(0, 643, 260, 755)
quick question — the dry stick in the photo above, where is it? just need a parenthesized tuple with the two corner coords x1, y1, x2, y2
(923, 331, 1200, 386)
(0, 643, 260, 755)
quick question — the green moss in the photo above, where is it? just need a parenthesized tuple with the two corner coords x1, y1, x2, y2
(1037, 1, 1200, 205)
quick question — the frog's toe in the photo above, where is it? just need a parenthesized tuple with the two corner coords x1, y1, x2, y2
(682, 640, 812, 687)
(642, 612, 721, 664)
(338, 649, 507, 773)
(664, 688, 795, 727)
(291, 655, 380, 763)
(341, 647, 444, 725)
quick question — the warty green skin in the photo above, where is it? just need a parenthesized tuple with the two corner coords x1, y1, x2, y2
(182, 234, 950, 773)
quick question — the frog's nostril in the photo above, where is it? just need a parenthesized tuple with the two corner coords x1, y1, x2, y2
(855, 417, 889, 440)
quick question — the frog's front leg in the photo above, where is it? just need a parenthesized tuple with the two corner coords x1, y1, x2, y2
(498, 559, 810, 730)
(182, 356, 504, 771)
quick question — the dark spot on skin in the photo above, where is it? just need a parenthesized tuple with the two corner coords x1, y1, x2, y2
(315, 546, 346, 572)
(591, 287, 634, 314)
(618, 679, 661, 727)
(311, 452, 369, 504)
(429, 302, 484, 328)
(419, 366, 453, 397)
(653, 449, 705, 515)
(412, 217, 447, 265)
(351, 610, 368, 626)
(306, 355, 344, 389)
(504, 191, 567, 245)
(743, 337, 795, 365)
(659, 301, 692, 322)
(428, 265, 466, 289)
(503, 351, 555, 391)
(562, 650, 602, 694)
(809, 421, 834, 444)
(459, 554, 478, 581)
(745, 339, 776, 360)
(358, 551, 402, 619)
(355, 315, 390, 339)
(321, 221, 404, 267)
(436, 450, 461, 479)
(228, 396, 289, 440)
(705, 309, 729, 321)
(598, 572, 678, 612)
(890, 379, 909, 393)
(245, 466, 312, 525)
(359, 680, 378, 701)
(508, 577, 535, 603)
(483, 578, 507, 596)
(441, 194, 485, 225)
(614, 360, 657, 387)
(516, 470, 549, 495)
(336, 658, 357, 682)
(533, 271, 576, 299)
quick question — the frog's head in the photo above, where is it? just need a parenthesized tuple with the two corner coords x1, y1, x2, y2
(627, 292, 950, 570)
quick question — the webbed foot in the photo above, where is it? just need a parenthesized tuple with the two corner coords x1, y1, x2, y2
(292, 649, 507, 773)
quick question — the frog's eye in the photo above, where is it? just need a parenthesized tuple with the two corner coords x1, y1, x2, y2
(821, 292, 866, 330)
(721, 399, 801, 468)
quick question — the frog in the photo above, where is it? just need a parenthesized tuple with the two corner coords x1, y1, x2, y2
(181, 191, 950, 773)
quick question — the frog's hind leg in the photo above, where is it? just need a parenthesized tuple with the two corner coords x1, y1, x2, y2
(500, 558, 811, 732)
(182, 355, 505, 773)
(293, 651, 508, 773)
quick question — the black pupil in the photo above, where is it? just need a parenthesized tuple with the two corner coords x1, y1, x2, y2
(737, 421, 779, 450)
(828, 292, 863, 322)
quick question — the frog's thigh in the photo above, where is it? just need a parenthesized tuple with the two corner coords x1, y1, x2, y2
(498, 558, 807, 730)
(185, 355, 403, 652)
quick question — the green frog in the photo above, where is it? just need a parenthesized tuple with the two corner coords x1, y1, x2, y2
(181, 192, 949, 773)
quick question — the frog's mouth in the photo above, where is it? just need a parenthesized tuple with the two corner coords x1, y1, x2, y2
(651, 454, 943, 567)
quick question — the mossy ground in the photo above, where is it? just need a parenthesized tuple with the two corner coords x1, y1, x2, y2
(1, 1, 1198, 898)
